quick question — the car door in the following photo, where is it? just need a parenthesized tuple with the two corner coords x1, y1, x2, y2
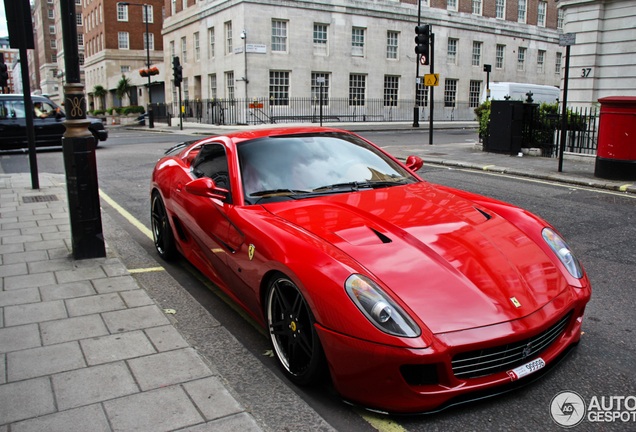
(172, 142, 244, 286)
(0, 99, 27, 150)
(34, 100, 65, 147)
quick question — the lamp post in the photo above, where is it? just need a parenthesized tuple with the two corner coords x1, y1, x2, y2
(117, 2, 154, 128)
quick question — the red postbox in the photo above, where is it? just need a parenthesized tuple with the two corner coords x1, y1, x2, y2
(595, 96, 636, 180)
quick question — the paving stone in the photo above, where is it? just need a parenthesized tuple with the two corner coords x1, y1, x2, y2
(4, 300, 67, 326)
(0, 377, 56, 424)
(127, 348, 212, 391)
(41, 231, 71, 241)
(0, 324, 41, 353)
(0, 354, 5, 384)
(65, 292, 126, 317)
(80, 330, 156, 365)
(92, 275, 140, 293)
(10, 404, 111, 432)
(28, 258, 75, 274)
(1, 221, 37, 231)
(1, 250, 48, 264)
(3, 271, 57, 290)
(20, 225, 59, 235)
(0, 287, 40, 307)
(120, 289, 154, 307)
(0, 209, 35, 219)
(39, 281, 96, 301)
(47, 247, 71, 260)
(102, 262, 130, 277)
(103, 385, 204, 432)
(0, 262, 28, 278)
(1, 234, 43, 245)
(0, 229, 20, 238)
(36, 218, 69, 228)
(0, 243, 26, 254)
(25, 239, 67, 252)
(182, 413, 262, 432)
(41, 314, 109, 345)
(145, 325, 190, 352)
(7, 341, 86, 381)
(184, 377, 244, 421)
(56, 266, 107, 284)
(52, 362, 139, 411)
(102, 305, 170, 333)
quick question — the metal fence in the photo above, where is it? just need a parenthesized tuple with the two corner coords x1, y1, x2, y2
(525, 105, 599, 158)
(151, 98, 477, 126)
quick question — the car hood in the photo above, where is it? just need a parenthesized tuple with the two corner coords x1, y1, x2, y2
(263, 182, 568, 334)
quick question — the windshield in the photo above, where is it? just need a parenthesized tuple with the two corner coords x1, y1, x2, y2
(237, 132, 418, 204)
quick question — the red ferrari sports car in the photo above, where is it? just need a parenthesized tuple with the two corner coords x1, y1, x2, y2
(150, 127, 591, 414)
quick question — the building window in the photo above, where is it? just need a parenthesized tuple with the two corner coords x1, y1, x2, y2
(416, 81, 428, 107)
(78, 34, 84, 46)
(444, 79, 457, 107)
(121, 66, 131, 73)
(472, 41, 482, 66)
(225, 21, 232, 55)
(556, 52, 562, 73)
(143, 5, 153, 23)
(517, 47, 526, 71)
(181, 37, 187, 63)
(518, 0, 526, 23)
(209, 74, 217, 99)
(448, 0, 457, 11)
(208, 27, 215, 58)
(447, 39, 457, 65)
(496, 44, 505, 69)
(77, 12, 82, 26)
(52, 53, 57, 62)
(79, 53, 85, 66)
(557, 9, 564, 30)
(349, 74, 366, 106)
(387, 31, 398, 59)
(118, 32, 129, 49)
(117, 3, 128, 21)
(384, 76, 399, 107)
(538, 50, 545, 73)
(171, 0, 176, 15)
(271, 20, 287, 52)
(496, 0, 505, 19)
(537, 2, 546, 27)
(313, 24, 328, 55)
(226, 71, 234, 99)
(472, 0, 482, 15)
(170, 41, 175, 59)
(182, 0, 187, 11)
(183, 77, 189, 100)
(469, 80, 481, 107)
(269, 71, 290, 106)
(49, 25, 55, 34)
(51, 39, 57, 49)
(48, 9, 54, 19)
(194, 32, 200, 61)
(144, 33, 154, 51)
(352, 27, 365, 57)
(311, 72, 329, 105)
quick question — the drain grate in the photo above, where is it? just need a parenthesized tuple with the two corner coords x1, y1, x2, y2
(22, 195, 59, 204)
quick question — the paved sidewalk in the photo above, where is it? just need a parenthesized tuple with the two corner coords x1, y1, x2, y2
(0, 173, 263, 432)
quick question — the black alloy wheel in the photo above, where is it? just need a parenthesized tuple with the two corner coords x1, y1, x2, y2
(151, 191, 176, 260)
(266, 275, 326, 385)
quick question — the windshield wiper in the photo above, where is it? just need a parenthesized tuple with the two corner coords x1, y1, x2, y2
(312, 179, 409, 192)
(249, 188, 312, 198)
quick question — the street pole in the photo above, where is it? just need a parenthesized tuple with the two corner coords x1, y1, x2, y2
(144, 4, 154, 128)
(558, 44, 571, 173)
(413, 0, 421, 128)
(59, 0, 106, 259)
(429, 33, 434, 145)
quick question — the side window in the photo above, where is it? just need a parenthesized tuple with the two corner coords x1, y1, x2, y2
(191, 143, 231, 200)
(4, 101, 26, 119)
(34, 101, 58, 118)
(0, 101, 7, 118)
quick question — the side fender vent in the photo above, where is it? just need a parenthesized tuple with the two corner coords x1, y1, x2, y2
(172, 216, 189, 242)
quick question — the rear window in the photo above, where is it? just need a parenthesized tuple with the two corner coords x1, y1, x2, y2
(0, 100, 26, 119)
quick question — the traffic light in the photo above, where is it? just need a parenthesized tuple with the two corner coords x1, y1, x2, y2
(0, 53, 9, 89)
(415, 25, 430, 65)
(172, 56, 183, 87)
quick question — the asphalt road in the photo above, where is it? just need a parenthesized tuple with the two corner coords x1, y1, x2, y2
(1, 128, 634, 432)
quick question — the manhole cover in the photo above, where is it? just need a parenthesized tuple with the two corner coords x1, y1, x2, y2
(22, 195, 59, 204)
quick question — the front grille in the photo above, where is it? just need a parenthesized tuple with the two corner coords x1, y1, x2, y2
(451, 312, 572, 379)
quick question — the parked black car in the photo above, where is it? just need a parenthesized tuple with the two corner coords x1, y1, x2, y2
(0, 94, 108, 150)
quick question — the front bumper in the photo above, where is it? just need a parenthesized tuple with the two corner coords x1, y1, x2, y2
(97, 130, 108, 141)
(316, 284, 590, 414)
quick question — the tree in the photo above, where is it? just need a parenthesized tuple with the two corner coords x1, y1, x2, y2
(116, 75, 133, 105)
(93, 85, 107, 110)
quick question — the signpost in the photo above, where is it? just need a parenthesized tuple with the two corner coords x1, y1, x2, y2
(558, 33, 575, 173)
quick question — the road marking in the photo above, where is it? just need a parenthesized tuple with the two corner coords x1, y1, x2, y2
(422, 163, 636, 199)
(99, 190, 154, 240)
(483, 165, 495, 170)
(355, 409, 409, 432)
(128, 267, 165, 274)
(620, 184, 632, 192)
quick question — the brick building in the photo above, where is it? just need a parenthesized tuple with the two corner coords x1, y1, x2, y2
(1, 37, 20, 94)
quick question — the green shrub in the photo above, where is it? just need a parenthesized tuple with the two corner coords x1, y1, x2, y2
(93, 110, 106, 116)
(121, 105, 145, 115)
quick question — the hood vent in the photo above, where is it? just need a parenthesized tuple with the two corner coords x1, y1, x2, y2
(474, 207, 492, 221)
(370, 227, 392, 244)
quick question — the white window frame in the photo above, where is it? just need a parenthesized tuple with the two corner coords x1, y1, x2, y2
(121, 65, 131, 73)
(387, 31, 399, 60)
(269, 70, 290, 106)
(51, 39, 57, 49)
(537, 50, 545, 73)
(352, 27, 365, 57)
(469, 80, 481, 108)
(144, 33, 154, 51)
(271, 20, 288, 52)
(225, 71, 234, 99)
(118, 32, 129, 50)
(76, 12, 82, 26)
(444, 79, 458, 107)
(496, 44, 505, 69)
(48, 9, 54, 19)
(383, 75, 399, 107)
(556, 52, 563, 74)
(208, 27, 215, 58)
(349, 74, 366, 106)
(181, 37, 187, 63)
(447, 0, 458, 12)
(194, 32, 200, 61)
(447, 38, 458, 65)
(496, 0, 506, 19)
(518, 0, 526, 23)
(225, 21, 232, 55)
(209, 74, 217, 99)
(557, 9, 564, 30)
(143, 5, 153, 23)
(537, 2, 546, 27)
(117, 4, 128, 21)
(49, 25, 56, 34)
(472, 41, 482, 66)
(313, 23, 328, 56)
(472, 0, 482, 15)
(517, 47, 526, 71)
(311, 72, 330, 105)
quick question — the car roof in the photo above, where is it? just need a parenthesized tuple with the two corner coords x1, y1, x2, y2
(222, 126, 352, 145)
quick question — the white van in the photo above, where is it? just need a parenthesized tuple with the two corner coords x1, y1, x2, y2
(481, 82, 560, 104)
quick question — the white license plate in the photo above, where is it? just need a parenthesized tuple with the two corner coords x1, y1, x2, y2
(507, 357, 546, 381)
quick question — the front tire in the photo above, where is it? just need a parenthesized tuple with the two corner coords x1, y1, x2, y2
(266, 275, 326, 385)
(151, 191, 176, 260)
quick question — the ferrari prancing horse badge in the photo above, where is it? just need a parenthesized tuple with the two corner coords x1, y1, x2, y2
(248, 244, 255, 261)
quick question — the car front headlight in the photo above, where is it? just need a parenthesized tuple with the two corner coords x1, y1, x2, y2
(542, 227, 583, 279)
(345, 274, 420, 337)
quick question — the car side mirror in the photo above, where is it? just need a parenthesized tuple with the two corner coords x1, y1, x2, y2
(55, 111, 64, 120)
(184, 177, 229, 201)
(406, 155, 424, 172)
